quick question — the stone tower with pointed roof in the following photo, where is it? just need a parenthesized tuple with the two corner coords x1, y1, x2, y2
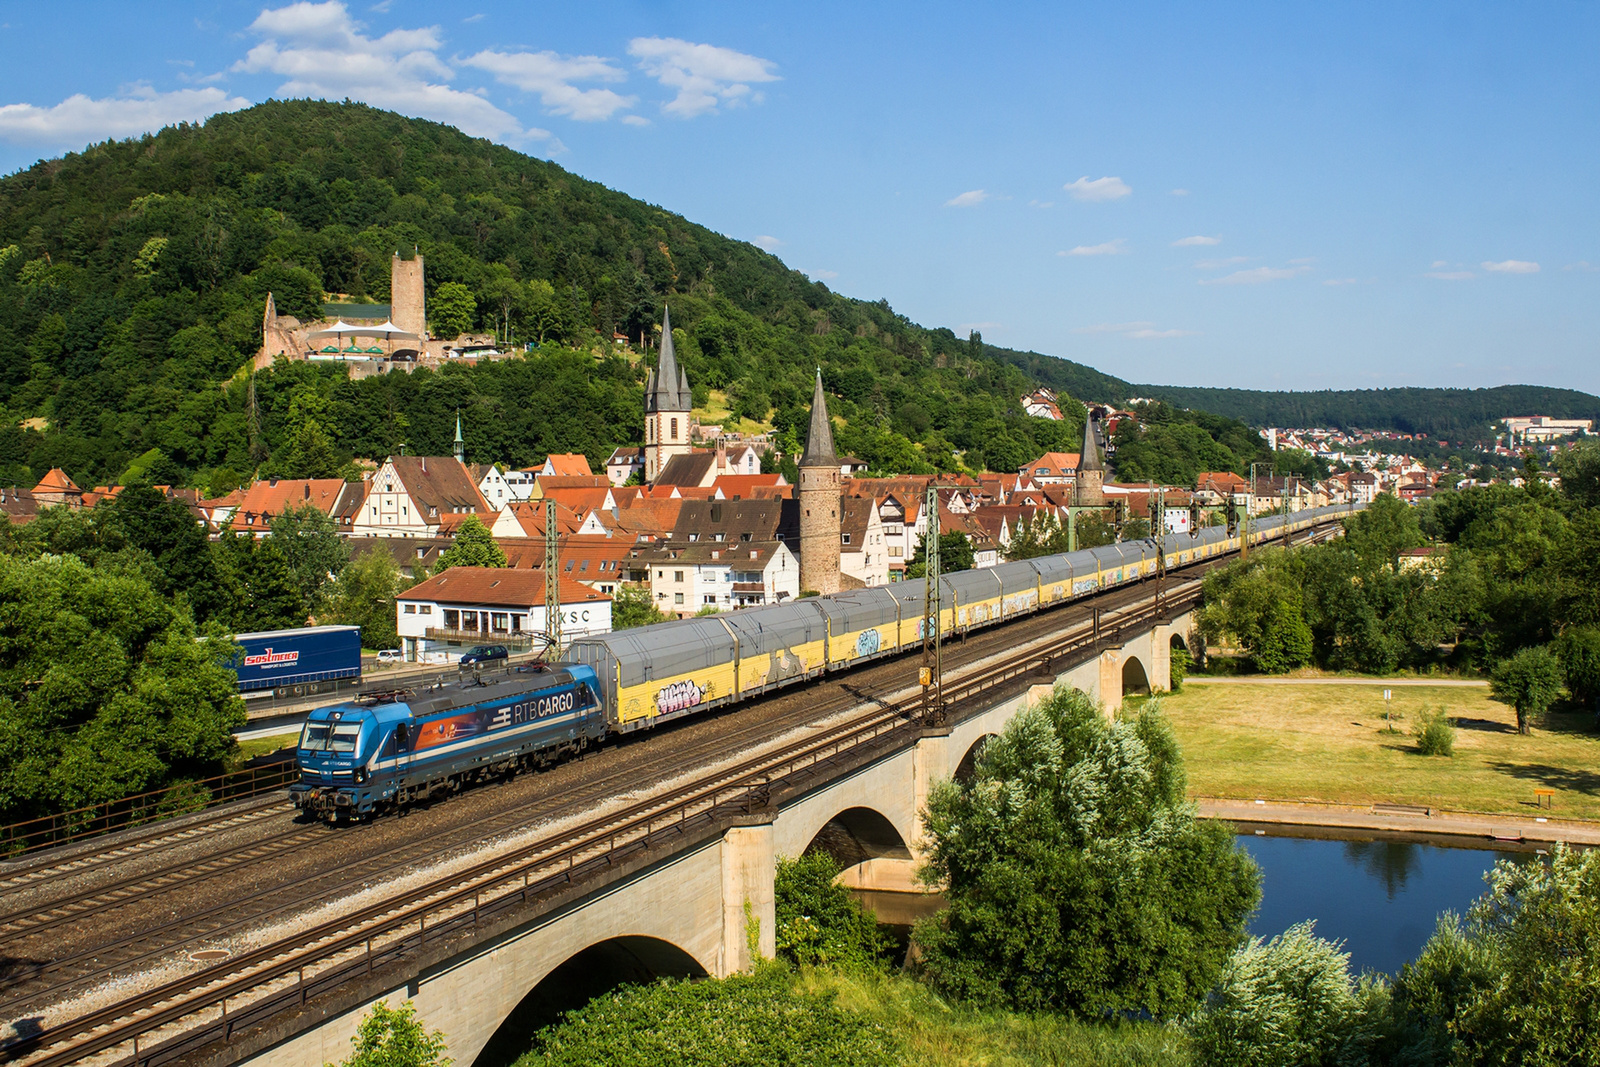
(1073, 412, 1106, 507)
(644, 307, 693, 483)
(799, 369, 842, 595)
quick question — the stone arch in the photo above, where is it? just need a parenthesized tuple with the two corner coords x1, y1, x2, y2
(804, 805, 912, 868)
(1169, 632, 1189, 653)
(1121, 654, 1151, 697)
(471, 935, 707, 1067)
(953, 733, 999, 784)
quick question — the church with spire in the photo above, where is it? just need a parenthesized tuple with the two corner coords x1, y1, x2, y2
(643, 307, 693, 483)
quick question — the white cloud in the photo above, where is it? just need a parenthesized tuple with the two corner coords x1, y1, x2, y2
(464, 50, 636, 121)
(1126, 327, 1197, 339)
(1193, 256, 1249, 270)
(1170, 188, 1189, 197)
(1028, 199, 1054, 209)
(1073, 320, 1194, 339)
(463, 12, 484, 22)
(1064, 175, 1131, 202)
(1481, 259, 1540, 274)
(805, 268, 838, 280)
(944, 189, 989, 208)
(0, 85, 250, 145)
(627, 37, 778, 118)
(1172, 235, 1220, 247)
(752, 235, 782, 251)
(1059, 239, 1128, 257)
(1431, 260, 1450, 268)
(1425, 271, 1476, 281)
(1198, 265, 1311, 286)
(1323, 278, 1362, 286)
(1289, 256, 1317, 265)
(1565, 261, 1599, 272)
(237, 1, 545, 144)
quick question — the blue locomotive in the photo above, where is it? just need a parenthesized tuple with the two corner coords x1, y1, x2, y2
(291, 663, 606, 821)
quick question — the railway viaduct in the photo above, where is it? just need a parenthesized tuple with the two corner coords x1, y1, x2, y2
(228, 606, 1196, 1067)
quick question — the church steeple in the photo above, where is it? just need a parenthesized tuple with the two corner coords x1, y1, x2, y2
(800, 369, 838, 468)
(453, 410, 464, 463)
(644, 306, 689, 415)
(1079, 412, 1102, 472)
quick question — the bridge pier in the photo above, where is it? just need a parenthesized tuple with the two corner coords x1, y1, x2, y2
(720, 820, 776, 973)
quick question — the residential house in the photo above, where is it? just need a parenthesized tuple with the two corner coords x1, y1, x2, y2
(227, 478, 365, 536)
(31, 468, 83, 509)
(472, 464, 514, 511)
(395, 567, 612, 663)
(605, 446, 644, 486)
(839, 496, 888, 588)
(1020, 452, 1081, 486)
(350, 456, 495, 538)
(643, 540, 799, 615)
(540, 453, 593, 477)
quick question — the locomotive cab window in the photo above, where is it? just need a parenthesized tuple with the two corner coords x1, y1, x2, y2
(300, 722, 331, 750)
(328, 723, 361, 753)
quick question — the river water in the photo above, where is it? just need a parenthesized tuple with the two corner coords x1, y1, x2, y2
(1238, 829, 1528, 975)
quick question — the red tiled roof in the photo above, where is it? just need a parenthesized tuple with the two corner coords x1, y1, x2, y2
(229, 478, 354, 530)
(398, 566, 608, 608)
(542, 454, 594, 477)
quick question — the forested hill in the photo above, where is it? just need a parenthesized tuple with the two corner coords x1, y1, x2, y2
(1133, 383, 1600, 443)
(0, 98, 1155, 489)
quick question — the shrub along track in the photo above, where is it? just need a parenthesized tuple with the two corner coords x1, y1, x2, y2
(1, 523, 1339, 1067)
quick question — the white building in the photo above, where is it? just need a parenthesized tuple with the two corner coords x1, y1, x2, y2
(350, 456, 494, 538)
(395, 567, 612, 663)
(645, 540, 799, 616)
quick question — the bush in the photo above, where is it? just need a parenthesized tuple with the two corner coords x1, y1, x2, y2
(1413, 708, 1455, 757)
(915, 688, 1260, 1017)
(1171, 645, 1193, 691)
(1187, 922, 1382, 1067)
(1555, 626, 1600, 708)
(332, 1000, 450, 1067)
(516, 967, 899, 1067)
(774, 852, 889, 969)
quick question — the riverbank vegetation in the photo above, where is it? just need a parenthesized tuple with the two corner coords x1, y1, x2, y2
(1158, 680, 1600, 817)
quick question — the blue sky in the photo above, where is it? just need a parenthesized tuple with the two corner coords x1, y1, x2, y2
(0, 2, 1595, 393)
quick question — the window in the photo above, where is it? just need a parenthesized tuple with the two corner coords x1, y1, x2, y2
(443, 609, 459, 629)
(740, 532, 751, 541)
(657, 570, 664, 579)
(674, 592, 685, 605)
(714, 532, 725, 541)
(842, 534, 852, 545)
(704, 595, 716, 605)
(403, 604, 416, 614)
(890, 546, 902, 558)
(674, 570, 685, 582)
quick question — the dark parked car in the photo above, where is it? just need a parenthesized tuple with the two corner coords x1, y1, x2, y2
(459, 644, 510, 665)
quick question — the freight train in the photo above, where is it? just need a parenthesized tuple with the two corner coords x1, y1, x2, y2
(292, 502, 1358, 820)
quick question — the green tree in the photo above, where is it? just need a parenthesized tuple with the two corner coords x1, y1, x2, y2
(1251, 598, 1315, 674)
(611, 582, 666, 629)
(1005, 512, 1070, 560)
(0, 553, 244, 823)
(436, 515, 506, 570)
(1489, 645, 1563, 734)
(98, 486, 230, 624)
(1554, 626, 1600, 707)
(774, 852, 888, 969)
(1187, 922, 1384, 1067)
(1389, 844, 1600, 1066)
(430, 282, 476, 339)
(269, 503, 350, 614)
(330, 1001, 450, 1067)
(907, 530, 975, 577)
(1342, 493, 1425, 574)
(915, 687, 1260, 1016)
(247, 540, 310, 630)
(325, 546, 404, 650)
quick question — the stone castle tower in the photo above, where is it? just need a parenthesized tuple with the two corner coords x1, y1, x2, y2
(391, 252, 426, 339)
(644, 306, 693, 483)
(1073, 412, 1106, 507)
(798, 369, 842, 595)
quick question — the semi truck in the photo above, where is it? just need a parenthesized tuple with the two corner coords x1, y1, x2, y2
(230, 625, 362, 696)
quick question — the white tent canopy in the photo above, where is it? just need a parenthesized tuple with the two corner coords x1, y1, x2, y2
(306, 319, 420, 342)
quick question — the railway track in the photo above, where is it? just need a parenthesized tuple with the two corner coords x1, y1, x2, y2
(1, 519, 1340, 1067)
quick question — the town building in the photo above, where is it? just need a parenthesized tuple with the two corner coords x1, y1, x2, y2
(350, 455, 495, 538)
(31, 468, 83, 509)
(605, 447, 645, 486)
(798, 370, 843, 595)
(395, 567, 612, 663)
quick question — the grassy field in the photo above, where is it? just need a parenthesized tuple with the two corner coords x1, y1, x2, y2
(230, 732, 297, 765)
(1156, 680, 1600, 819)
(798, 969, 1188, 1067)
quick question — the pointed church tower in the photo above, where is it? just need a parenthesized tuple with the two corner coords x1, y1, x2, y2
(1073, 411, 1105, 507)
(799, 369, 842, 595)
(453, 410, 465, 463)
(644, 306, 693, 483)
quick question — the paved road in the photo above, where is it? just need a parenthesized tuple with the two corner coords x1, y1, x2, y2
(1186, 676, 1488, 687)
(1199, 797, 1600, 846)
